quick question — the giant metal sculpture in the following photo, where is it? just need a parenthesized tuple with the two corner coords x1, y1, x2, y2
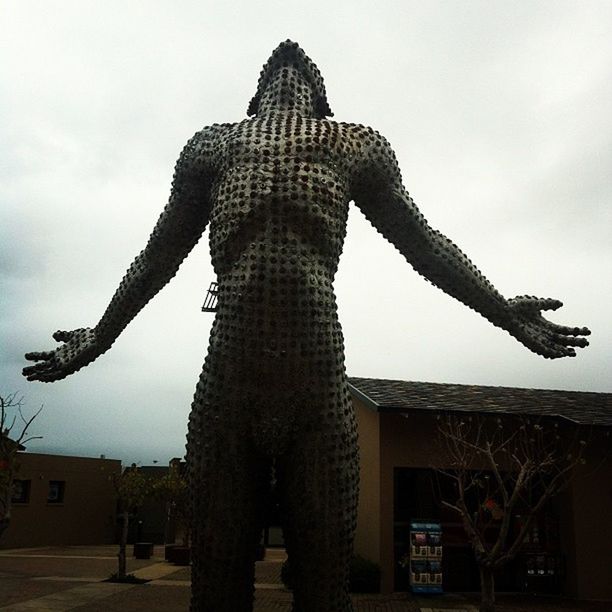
(23, 41, 590, 611)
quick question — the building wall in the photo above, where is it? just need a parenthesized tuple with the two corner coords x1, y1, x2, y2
(556, 488, 577, 596)
(354, 402, 442, 593)
(3, 452, 121, 548)
(568, 452, 612, 600)
(353, 402, 612, 601)
(377, 411, 443, 593)
(353, 398, 381, 563)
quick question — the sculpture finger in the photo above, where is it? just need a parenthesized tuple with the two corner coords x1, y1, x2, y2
(25, 351, 54, 361)
(25, 372, 46, 382)
(35, 369, 70, 383)
(537, 298, 563, 311)
(540, 341, 576, 359)
(521, 322, 574, 359)
(23, 361, 55, 376)
(536, 344, 571, 359)
(511, 296, 562, 313)
(545, 322, 591, 337)
(24, 367, 55, 381)
(508, 296, 533, 311)
(23, 362, 51, 374)
(53, 330, 74, 342)
(553, 335, 589, 348)
(27, 372, 55, 382)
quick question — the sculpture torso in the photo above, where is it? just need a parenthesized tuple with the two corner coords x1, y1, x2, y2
(185, 113, 374, 450)
(202, 115, 371, 351)
(209, 114, 362, 282)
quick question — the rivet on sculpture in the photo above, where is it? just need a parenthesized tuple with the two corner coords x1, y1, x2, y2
(23, 41, 590, 611)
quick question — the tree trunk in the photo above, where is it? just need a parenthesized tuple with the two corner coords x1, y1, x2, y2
(0, 489, 12, 542)
(118, 510, 129, 579)
(0, 517, 10, 541)
(182, 524, 190, 548)
(479, 565, 496, 612)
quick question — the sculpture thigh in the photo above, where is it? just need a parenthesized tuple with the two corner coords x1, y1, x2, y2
(277, 376, 359, 612)
(186, 350, 272, 612)
(186, 342, 359, 612)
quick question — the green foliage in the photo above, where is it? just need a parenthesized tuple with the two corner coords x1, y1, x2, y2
(152, 469, 187, 502)
(152, 466, 191, 546)
(113, 465, 151, 513)
(281, 554, 380, 593)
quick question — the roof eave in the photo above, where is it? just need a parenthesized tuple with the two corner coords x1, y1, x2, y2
(347, 383, 381, 412)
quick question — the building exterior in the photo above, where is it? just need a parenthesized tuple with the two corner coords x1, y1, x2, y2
(2, 378, 610, 603)
(349, 377, 612, 600)
(2, 452, 121, 548)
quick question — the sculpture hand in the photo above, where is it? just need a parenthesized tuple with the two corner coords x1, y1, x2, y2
(23, 328, 103, 382)
(505, 296, 590, 359)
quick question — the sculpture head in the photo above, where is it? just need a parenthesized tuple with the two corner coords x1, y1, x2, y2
(247, 40, 333, 118)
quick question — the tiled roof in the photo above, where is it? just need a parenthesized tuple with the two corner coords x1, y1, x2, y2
(348, 377, 612, 427)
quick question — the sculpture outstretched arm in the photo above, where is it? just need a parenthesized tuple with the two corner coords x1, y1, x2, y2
(23, 130, 217, 382)
(352, 132, 590, 359)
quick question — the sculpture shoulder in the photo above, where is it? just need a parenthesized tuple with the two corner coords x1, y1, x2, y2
(336, 122, 402, 192)
(336, 123, 395, 161)
(174, 123, 235, 183)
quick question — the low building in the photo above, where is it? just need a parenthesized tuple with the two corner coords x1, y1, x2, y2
(3, 452, 121, 548)
(349, 377, 612, 600)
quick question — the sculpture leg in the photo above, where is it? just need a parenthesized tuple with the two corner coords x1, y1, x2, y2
(277, 381, 359, 612)
(186, 362, 271, 612)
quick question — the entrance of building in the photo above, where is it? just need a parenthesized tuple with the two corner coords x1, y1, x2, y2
(392, 468, 563, 594)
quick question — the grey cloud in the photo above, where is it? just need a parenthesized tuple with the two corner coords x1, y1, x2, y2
(2, 0, 610, 464)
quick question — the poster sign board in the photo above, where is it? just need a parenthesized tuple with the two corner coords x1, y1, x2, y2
(409, 520, 443, 593)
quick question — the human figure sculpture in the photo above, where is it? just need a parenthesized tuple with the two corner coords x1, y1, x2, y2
(23, 41, 590, 611)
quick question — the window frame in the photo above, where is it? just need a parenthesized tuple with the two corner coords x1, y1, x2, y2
(47, 480, 66, 504)
(11, 479, 31, 504)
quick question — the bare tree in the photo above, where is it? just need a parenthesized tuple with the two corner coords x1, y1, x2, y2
(112, 464, 151, 580)
(0, 393, 42, 540)
(436, 413, 589, 612)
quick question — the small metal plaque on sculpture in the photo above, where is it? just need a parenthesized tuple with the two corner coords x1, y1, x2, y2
(23, 41, 589, 611)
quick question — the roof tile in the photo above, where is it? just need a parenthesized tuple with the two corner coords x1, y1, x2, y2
(348, 377, 612, 426)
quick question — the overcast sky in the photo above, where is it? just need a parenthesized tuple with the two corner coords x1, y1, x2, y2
(2, 1, 611, 465)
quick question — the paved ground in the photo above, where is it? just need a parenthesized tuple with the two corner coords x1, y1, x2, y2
(0, 546, 608, 611)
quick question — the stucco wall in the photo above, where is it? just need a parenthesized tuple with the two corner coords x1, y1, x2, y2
(354, 405, 444, 593)
(353, 398, 381, 563)
(568, 453, 612, 600)
(3, 452, 121, 548)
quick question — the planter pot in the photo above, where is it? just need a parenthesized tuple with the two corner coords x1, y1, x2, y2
(133, 542, 154, 559)
(171, 546, 191, 566)
(165, 544, 177, 561)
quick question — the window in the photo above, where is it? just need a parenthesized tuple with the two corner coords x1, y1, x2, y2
(11, 480, 31, 504)
(47, 480, 65, 504)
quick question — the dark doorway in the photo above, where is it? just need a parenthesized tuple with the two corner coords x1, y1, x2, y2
(393, 468, 479, 591)
(392, 467, 564, 593)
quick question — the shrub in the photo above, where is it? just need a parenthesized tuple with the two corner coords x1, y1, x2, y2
(349, 555, 381, 593)
(105, 572, 149, 584)
(280, 555, 380, 593)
